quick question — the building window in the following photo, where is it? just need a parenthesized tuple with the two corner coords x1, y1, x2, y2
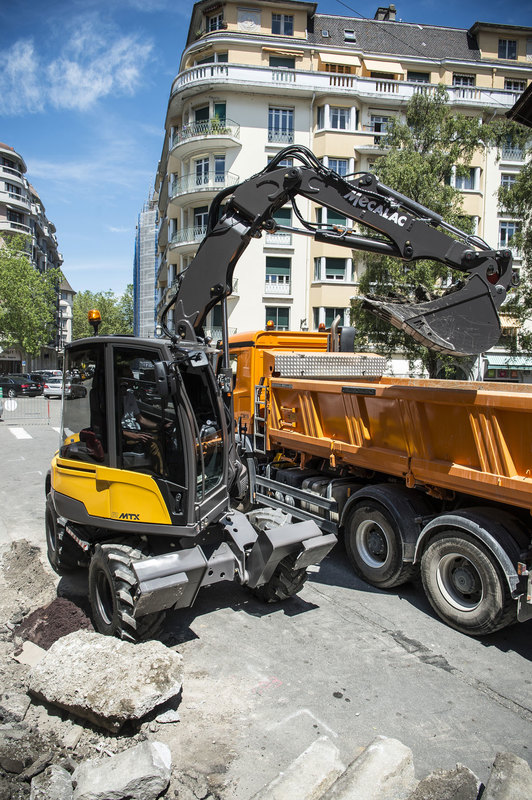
(265, 257, 291, 290)
(370, 114, 390, 133)
(344, 30, 356, 41)
(316, 209, 348, 228)
(454, 167, 477, 191)
(194, 157, 209, 185)
(328, 158, 349, 176)
(500, 173, 517, 190)
(313, 307, 348, 329)
(214, 154, 225, 183)
(324, 63, 354, 74)
(268, 107, 294, 143)
(314, 257, 352, 282)
(272, 14, 293, 36)
(196, 52, 229, 65)
(193, 206, 208, 236)
(268, 156, 293, 167)
(5, 182, 21, 195)
(498, 39, 517, 59)
(407, 71, 430, 82)
(453, 74, 475, 87)
(266, 306, 290, 330)
(499, 221, 520, 250)
(331, 107, 350, 130)
(7, 209, 24, 224)
(269, 55, 295, 69)
(207, 12, 224, 31)
(504, 78, 525, 92)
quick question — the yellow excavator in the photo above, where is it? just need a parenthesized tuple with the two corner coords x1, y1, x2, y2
(46, 146, 513, 640)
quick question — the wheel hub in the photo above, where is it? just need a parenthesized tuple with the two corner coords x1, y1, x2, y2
(368, 529, 386, 558)
(451, 565, 478, 595)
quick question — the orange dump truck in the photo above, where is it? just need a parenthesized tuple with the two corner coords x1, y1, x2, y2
(229, 329, 532, 636)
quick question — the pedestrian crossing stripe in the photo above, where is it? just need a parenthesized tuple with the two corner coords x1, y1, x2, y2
(9, 427, 32, 440)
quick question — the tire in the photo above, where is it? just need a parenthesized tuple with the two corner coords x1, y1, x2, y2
(344, 500, 417, 589)
(45, 496, 80, 575)
(253, 554, 308, 603)
(88, 544, 166, 642)
(420, 532, 516, 636)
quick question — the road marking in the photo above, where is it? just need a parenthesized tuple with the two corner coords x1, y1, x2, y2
(9, 428, 32, 440)
(52, 427, 61, 433)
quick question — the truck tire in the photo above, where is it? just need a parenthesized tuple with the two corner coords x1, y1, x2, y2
(420, 532, 516, 636)
(45, 496, 80, 576)
(344, 500, 418, 589)
(252, 554, 308, 603)
(88, 544, 165, 642)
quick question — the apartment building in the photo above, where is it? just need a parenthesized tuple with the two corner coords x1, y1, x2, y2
(0, 142, 66, 372)
(155, 1, 531, 375)
(133, 195, 159, 338)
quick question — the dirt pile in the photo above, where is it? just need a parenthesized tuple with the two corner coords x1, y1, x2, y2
(14, 598, 93, 651)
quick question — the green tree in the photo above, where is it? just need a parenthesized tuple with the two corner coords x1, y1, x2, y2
(350, 85, 522, 377)
(498, 154, 532, 354)
(0, 234, 62, 355)
(72, 287, 134, 339)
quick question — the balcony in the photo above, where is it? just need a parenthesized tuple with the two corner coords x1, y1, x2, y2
(0, 164, 23, 179)
(169, 171, 239, 205)
(264, 281, 291, 295)
(265, 231, 292, 246)
(0, 188, 30, 210)
(170, 118, 240, 159)
(268, 129, 295, 144)
(169, 225, 207, 250)
(0, 220, 31, 234)
(501, 147, 526, 162)
(170, 63, 522, 111)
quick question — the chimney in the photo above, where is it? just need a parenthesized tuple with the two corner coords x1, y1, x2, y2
(374, 5, 396, 21)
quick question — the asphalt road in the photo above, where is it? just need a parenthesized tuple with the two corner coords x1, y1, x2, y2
(1, 398, 531, 797)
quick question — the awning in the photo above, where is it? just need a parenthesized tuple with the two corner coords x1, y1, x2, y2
(319, 52, 361, 66)
(263, 47, 304, 57)
(364, 58, 404, 75)
(485, 354, 532, 370)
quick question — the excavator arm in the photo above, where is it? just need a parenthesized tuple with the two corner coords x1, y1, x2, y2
(164, 145, 513, 357)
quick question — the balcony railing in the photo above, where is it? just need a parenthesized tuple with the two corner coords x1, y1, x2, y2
(268, 130, 294, 144)
(265, 231, 292, 246)
(171, 64, 522, 110)
(0, 221, 31, 234)
(0, 164, 23, 178)
(204, 327, 237, 342)
(501, 147, 525, 161)
(170, 171, 239, 199)
(264, 281, 291, 295)
(171, 118, 240, 148)
(170, 225, 207, 246)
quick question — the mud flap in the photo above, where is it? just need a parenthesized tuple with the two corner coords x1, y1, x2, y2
(246, 520, 336, 589)
(361, 274, 502, 356)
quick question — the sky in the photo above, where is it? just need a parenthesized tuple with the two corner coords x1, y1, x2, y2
(1, 0, 531, 297)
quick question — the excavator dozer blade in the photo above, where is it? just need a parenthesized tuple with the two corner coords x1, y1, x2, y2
(360, 274, 502, 357)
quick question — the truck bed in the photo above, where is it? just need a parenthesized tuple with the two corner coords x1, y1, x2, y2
(265, 375, 532, 511)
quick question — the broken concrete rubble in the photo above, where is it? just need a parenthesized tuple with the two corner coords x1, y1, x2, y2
(405, 764, 480, 799)
(28, 630, 183, 731)
(321, 735, 417, 800)
(71, 740, 171, 800)
(483, 752, 532, 800)
(30, 764, 73, 800)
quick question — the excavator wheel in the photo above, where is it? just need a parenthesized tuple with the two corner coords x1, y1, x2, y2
(252, 553, 308, 603)
(88, 543, 166, 642)
(45, 494, 81, 576)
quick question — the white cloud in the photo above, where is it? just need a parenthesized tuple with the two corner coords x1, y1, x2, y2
(0, 40, 43, 115)
(0, 17, 153, 115)
(107, 226, 131, 233)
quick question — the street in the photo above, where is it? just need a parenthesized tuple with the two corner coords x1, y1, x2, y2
(0, 402, 531, 798)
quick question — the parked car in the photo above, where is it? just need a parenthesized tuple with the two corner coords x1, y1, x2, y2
(20, 373, 45, 392)
(0, 375, 42, 398)
(42, 377, 64, 398)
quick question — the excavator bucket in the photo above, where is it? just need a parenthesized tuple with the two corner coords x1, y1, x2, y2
(361, 274, 502, 357)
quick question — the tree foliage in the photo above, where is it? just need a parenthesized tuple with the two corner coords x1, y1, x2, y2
(72, 285, 134, 339)
(498, 155, 532, 353)
(0, 234, 62, 355)
(350, 85, 523, 376)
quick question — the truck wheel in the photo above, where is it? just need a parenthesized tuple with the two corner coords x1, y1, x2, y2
(344, 501, 417, 589)
(420, 532, 516, 636)
(45, 496, 80, 575)
(252, 554, 308, 603)
(88, 544, 165, 642)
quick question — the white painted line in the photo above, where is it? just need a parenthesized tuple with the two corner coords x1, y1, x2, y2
(52, 427, 61, 433)
(9, 427, 32, 440)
